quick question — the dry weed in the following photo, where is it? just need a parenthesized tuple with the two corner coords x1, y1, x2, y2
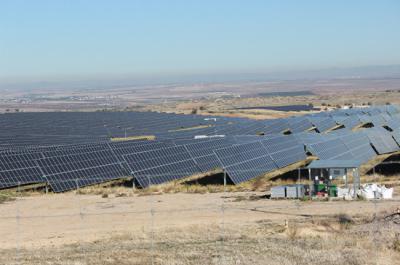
(286, 221, 299, 240)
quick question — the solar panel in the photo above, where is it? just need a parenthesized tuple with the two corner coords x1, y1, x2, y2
(369, 114, 386, 127)
(366, 108, 382, 116)
(123, 145, 201, 188)
(233, 135, 264, 144)
(330, 115, 348, 123)
(339, 116, 362, 130)
(288, 118, 314, 133)
(293, 132, 325, 145)
(386, 105, 399, 115)
(224, 155, 277, 184)
(309, 117, 337, 133)
(308, 138, 350, 159)
(214, 142, 279, 184)
(387, 118, 400, 131)
(37, 150, 127, 192)
(381, 113, 392, 122)
(269, 145, 307, 168)
(357, 114, 373, 124)
(215, 142, 267, 166)
(327, 128, 352, 136)
(0, 153, 45, 188)
(329, 150, 356, 160)
(132, 160, 200, 187)
(50, 165, 127, 193)
(263, 119, 290, 134)
(392, 130, 400, 146)
(184, 138, 236, 157)
(192, 154, 222, 172)
(182, 138, 236, 172)
(42, 143, 111, 158)
(110, 140, 174, 159)
(365, 131, 399, 154)
(261, 135, 301, 153)
(348, 144, 377, 163)
(340, 133, 369, 149)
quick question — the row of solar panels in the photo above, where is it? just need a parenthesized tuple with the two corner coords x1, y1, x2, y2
(0, 111, 239, 142)
(2, 123, 400, 192)
(1, 105, 400, 147)
(0, 134, 307, 192)
(158, 113, 400, 141)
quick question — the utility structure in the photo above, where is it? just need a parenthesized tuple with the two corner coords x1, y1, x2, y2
(306, 160, 362, 199)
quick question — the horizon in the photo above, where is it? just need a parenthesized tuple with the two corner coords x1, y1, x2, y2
(1, 64, 400, 91)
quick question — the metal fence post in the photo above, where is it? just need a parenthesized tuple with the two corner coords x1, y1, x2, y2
(220, 171, 227, 264)
(308, 168, 312, 199)
(148, 175, 154, 265)
(16, 181, 21, 265)
(75, 178, 85, 261)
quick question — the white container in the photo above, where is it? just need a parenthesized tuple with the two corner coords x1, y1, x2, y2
(271, 186, 286, 198)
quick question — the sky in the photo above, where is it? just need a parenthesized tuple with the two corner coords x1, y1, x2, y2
(1, 0, 400, 82)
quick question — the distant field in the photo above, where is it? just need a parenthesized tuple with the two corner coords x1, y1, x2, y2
(236, 104, 319, 112)
(2, 77, 400, 113)
(254, 90, 315, 97)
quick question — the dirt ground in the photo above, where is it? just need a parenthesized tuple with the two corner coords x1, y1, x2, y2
(1, 191, 400, 265)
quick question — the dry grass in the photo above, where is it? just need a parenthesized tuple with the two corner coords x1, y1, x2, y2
(0, 191, 15, 204)
(111, 135, 156, 142)
(73, 175, 307, 197)
(286, 221, 299, 240)
(335, 213, 354, 230)
(393, 233, 400, 252)
(1, 212, 399, 265)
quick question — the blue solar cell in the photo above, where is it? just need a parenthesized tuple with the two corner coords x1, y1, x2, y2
(309, 117, 337, 133)
(288, 118, 314, 133)
(124, 145, 201, 188)
(263, 135, 301, 150)
(193, 154, 222, 172)
(365, 131, 399, 154)
(37, 149, 128, 192)
(225, 155, 277, 184)
(308, 138, 350, 159)
(269, 145, 307, 168)
(340, 116, 362, 129)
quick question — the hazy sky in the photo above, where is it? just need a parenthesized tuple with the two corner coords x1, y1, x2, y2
(1, 0, 400, 81)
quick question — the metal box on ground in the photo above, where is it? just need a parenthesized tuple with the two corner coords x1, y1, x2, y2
(271, 186, 286, 198)
(286, 184, 306, 198)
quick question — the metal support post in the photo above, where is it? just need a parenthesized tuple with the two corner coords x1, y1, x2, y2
(308, 168, 312, 199)
(297, 168, 301, 183)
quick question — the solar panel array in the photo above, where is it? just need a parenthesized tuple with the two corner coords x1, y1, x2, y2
(309, 117, 338, 133)
(214, 136, 307, 184)
(308, 138, 351, 160)
(214, 142, 278, 184)
(340, 133, 377, 162)
(0, 153, 44, 188)
(124, 145, 200, 188)
(1, 105, 400, 191)
(364, 130, 399, 154)
(184, 137, 236, 172)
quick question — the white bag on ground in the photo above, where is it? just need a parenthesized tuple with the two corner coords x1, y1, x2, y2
(337, 187, 349, 198)
(360, 183, 393, 200)
(381, 187, 393, 199)
(360, 188, 375, 200)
